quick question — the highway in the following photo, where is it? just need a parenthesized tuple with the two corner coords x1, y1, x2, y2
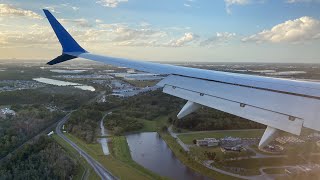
(56, 113, 117, 180)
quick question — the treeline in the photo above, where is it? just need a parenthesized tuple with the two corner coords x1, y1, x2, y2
(170, 107, 265, 131)
(65, 101, 119, 143)
(0, 86, 97, 110)
(104, 91, 183, 134)
(0, 105, 65, 158)
(107, 90, 264, 134)
(118, 90, 184, 120)
(66, 107, 102, 143)
(0, 136, 78, 180)
(105, 113, 143, 135)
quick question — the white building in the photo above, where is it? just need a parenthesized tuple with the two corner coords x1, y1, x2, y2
(204, 138, 220, 147)
(196, 138, 219, 147)
(0, 108, 16, 118)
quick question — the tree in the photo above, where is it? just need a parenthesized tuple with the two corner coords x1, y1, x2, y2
(193, 139, 197, 144)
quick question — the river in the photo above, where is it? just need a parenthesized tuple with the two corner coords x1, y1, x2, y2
(126, 132, 212, 180)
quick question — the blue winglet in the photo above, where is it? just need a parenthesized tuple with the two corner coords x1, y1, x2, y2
(43, 9, 87, 53)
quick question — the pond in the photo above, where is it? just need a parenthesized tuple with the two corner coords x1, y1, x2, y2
(33, 77, 95, 91)
(126, 132, 212, 180)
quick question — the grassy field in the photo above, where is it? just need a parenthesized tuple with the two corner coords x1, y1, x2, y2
(138, 116, 168, 132)
(52, 134, 100, 180)
(65, 133, 166, 180)
(159, 132, 241, 180)
(189, 145, 255, 162)
(216, 157, 306, 176)
(263, 168, 286, 174)
(178, 129, 264, 144)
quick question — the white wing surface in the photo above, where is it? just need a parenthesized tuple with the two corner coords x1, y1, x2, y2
(43, 9, 320, 148)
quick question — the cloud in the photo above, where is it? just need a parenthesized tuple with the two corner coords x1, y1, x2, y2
(61, 3, 80, 11)
(0, 24, 109, 48)
(200, 32, 236, 46)
(169, 33, 199, 47)
(224, 0, 250, 14)
(60, 18, 92, 28)
(95, 19, 103, 24)
(0, 4, 42, 19)
(72, 7, 80, 11)
(0, 25, 56, 47)
(112, 26, 166, 43)
(43, 6, 60, 14)
(96, 0, 128, 8)
(242, 16, 320, 43)
(286, 0, 320, 3)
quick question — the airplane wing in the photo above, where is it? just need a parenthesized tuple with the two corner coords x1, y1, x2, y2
(43, 9, 320, 148)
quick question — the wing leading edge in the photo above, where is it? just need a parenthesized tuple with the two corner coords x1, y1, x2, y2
(43, 10, 320, 148)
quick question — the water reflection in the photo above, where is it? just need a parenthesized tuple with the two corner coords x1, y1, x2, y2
(126, 132, 212, 180)
(33, 77, 95, 91)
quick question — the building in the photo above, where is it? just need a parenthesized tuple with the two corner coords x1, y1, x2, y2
(196, 140, 208, 146)
(275, 136, 305, 145)
(220, 136, 242, 146)
(196, 138, 219, 147)
(110, 72, 164, 81)
(204, 138, 220, 147)
(0, 108, 16, 118)
(220, 145, 244, 153)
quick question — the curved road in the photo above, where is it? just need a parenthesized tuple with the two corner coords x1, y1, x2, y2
(56, 113, 117, 180)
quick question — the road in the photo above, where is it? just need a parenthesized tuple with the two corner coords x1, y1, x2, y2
(99, 112, 112, 155)
(168, 125, 190, 152)
(56, 113, 117, 180)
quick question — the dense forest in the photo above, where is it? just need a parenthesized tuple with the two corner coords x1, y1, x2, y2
(0, 136, 78, 180)
(67, 90, 264, 139)
(118, 90, 184, 120)
(0, 86, 97, 110)
(105, 90, 264, 134)
(0, 105, 65, 159)
(105, 113, 144, 135)
(65, 101, 118, 143)
(104, 90, 183, 134)
(170, 107, 266, 131)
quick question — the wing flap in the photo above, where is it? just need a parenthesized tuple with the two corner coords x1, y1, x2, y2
(158, 75, 320, 134)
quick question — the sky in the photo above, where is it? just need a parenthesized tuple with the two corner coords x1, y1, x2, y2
(0, 0, 320, 63)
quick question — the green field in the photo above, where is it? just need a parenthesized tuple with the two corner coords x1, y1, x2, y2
(178, 129, 264, 144)
(138, 116, 168, 132)
(64, 133, 166, 180)
(215, 157, 306, 176)
(263, 168, 286, 174)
